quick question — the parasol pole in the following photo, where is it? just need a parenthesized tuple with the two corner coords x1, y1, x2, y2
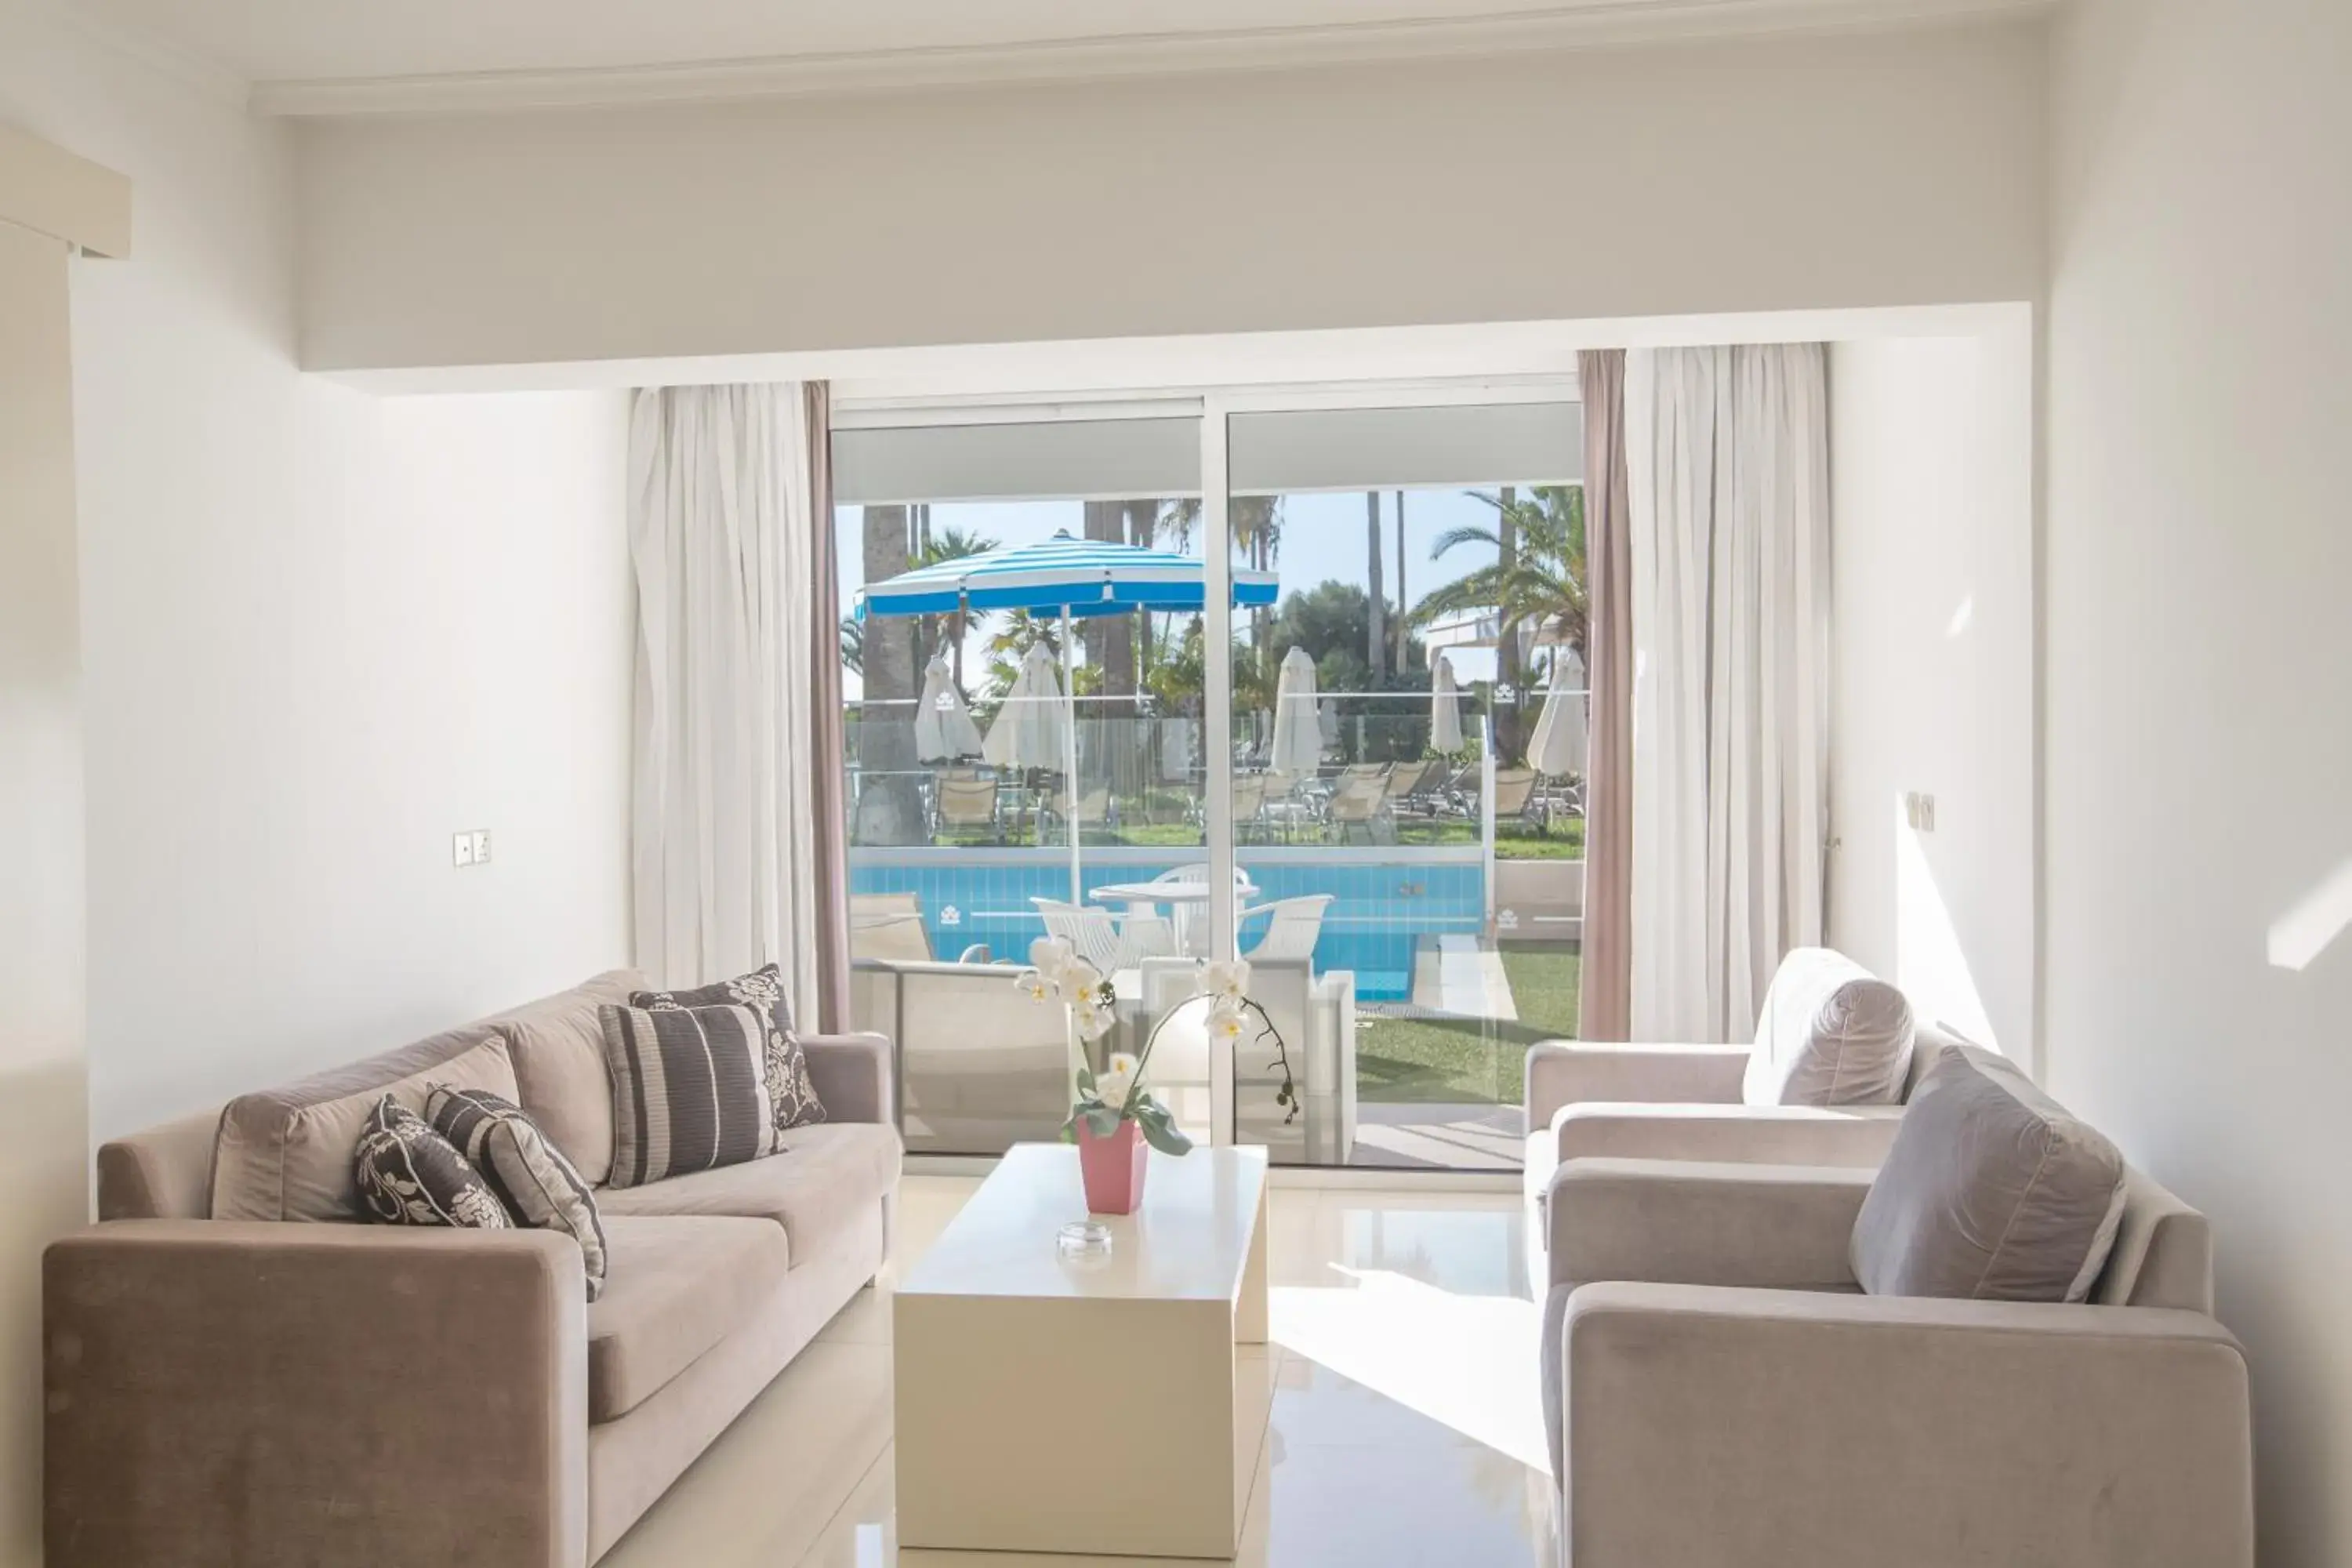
(1062, 604, 1081, 904)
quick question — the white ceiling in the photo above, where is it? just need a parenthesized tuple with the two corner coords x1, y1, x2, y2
(65, 0, 2047, 112)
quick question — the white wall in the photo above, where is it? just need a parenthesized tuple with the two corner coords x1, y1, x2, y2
(294, 20, 2047, 372)
(0, 7, 637, 1145)
(1827, 323, 2036, 1069)
(2046, 2, 2352, 1561)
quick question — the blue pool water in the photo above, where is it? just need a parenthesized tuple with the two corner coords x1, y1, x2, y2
(848, 855, 1484, 1004)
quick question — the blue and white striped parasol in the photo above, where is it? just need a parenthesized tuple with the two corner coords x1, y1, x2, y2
(855, 532, 1277, 620)
(859, 532, 1276, 902)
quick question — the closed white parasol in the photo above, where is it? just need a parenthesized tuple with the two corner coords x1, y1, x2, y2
(915, 652, 985, 762)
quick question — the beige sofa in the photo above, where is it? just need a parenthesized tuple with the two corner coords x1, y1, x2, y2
(1538, 1154, 2253, 1566)
(45, 970, 902, 1568)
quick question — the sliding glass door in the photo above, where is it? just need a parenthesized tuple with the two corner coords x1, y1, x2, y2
(833, 387, 1588, 1172)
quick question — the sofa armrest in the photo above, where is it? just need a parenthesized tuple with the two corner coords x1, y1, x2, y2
(1551, 1102, 1904, 1169)
(800, 1030, 893, 1124)
(45, 1221, 586, 1568)
(1546, 1159, 1871, 1292)
(1562, 1283, 2253, 1568)
(1523, 1040, 1746, 1131)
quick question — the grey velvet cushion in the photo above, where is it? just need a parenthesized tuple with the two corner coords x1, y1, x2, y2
(1851, 1046, 2129, 1301)
(1743, 947, 1917, 1107)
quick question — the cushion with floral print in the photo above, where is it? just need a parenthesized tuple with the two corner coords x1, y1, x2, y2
(353, 1094, 513, 1229)
(631, 962, 827, 1133)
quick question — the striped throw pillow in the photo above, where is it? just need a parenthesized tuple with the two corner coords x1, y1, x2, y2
(427, 1085, 609, 1301)
(631, 962, 827, 1133)
(598, 1002, 780, 1188)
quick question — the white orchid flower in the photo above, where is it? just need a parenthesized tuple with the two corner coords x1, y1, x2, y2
(1094, 1051, 1141, 1111)
(1072, 996, 1117, 1044)
(1205, 1000, 1248, 1047)
(1029, 936, 1078, 984)
(1013, 967, 1054, 1004)
(1060, 954, 1106, 998)
(1198, 959, 1251, 1004)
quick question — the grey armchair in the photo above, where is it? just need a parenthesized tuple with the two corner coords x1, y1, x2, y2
(1538, 1157, 2252, 1568)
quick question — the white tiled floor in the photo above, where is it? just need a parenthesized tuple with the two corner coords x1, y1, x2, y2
(602, 1177, 1556, 1568)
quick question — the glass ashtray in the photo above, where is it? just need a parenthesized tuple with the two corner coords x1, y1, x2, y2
(1057, 1218, 1114, 1259)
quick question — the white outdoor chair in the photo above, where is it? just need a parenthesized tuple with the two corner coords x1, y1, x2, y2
(1241, 894, 1334, 965)
(1031, 898, 1171, 988)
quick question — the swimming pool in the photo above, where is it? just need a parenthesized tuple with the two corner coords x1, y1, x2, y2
(849, 851, 1486, 1003)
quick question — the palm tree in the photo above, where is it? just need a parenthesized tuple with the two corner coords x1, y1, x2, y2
(1410, 484, 1589, 681)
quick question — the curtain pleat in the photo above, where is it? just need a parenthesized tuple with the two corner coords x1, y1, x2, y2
(1577, 349, 1636, 1042)
(1628, 344, 1830, 1043)
(628, 383, 844, 1023)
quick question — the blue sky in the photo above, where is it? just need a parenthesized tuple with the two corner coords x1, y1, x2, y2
(837, 486, 1504, 701)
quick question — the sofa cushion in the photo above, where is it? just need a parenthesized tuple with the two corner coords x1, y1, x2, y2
(1851, 1046, 2129, 1302)
(588, 1215, 790, 1424)
(1743, 947, 1915, 1108)
(598, 1122, 902, 1266)
(499, 969, 641, 1187)
(429, 1086, 611, 1301)
(352, 1096, 514, 1229)
(601, 1003, 781, 1189)
(633, 964, 827, 1134)
(212, 1029, 521, 1222)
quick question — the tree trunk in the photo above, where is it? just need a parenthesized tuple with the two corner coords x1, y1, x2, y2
(858, 504, 924, 844)
(1081, 500, 1134, 715)
(1393, 490, 1410, 672)
(1366, 490, 1386, 682)
(1497, 485, 1521, 760)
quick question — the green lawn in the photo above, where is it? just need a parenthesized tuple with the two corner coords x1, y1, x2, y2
(1354, 944, 1581, 1107)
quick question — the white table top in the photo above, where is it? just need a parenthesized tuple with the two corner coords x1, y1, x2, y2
(898, 1142, 1269, 1304)
(1090, 880, 1261, 905)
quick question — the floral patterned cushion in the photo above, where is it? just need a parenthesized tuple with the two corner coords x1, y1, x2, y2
(353, 1095, 511, 1229)
(632, 963, 827, 1134)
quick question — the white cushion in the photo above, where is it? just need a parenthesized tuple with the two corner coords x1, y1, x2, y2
(1742, 947, 1916, 1107)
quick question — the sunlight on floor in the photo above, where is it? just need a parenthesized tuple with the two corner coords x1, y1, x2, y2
(601, 1175, 1555, 1568)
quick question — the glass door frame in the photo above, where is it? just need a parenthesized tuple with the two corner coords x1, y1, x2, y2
(833, 376, 1584, 1153)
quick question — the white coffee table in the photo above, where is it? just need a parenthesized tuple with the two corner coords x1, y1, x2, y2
(893, 1142, 1271, 1559)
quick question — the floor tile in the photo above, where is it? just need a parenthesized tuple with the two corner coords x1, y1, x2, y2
(610, 1178, 1555, 1568)
(600, 1338, 892, 1568)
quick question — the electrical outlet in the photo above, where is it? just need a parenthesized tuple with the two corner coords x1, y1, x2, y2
(452, 831, 475, 867)
(471, 829, 492, 865)
(1904, 793, 1938, 833)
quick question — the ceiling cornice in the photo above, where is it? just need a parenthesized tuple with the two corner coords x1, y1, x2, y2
(43, 1, 252, 111)
(249, 0, 2051, 119)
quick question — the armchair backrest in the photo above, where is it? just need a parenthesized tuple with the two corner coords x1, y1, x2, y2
(2092, 1165, 2214, 1314)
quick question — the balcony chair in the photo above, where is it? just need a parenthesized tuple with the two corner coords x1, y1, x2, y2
(931, 768, 1004, 843)
(1030, 898, 1172, 989)
(849, 955, 1071, 1156)
(1240, 895, 1334, 966)
(1323, 768, 1392, 844)
(1487, 766, 1549, 834)
(849, 892, 989, 965)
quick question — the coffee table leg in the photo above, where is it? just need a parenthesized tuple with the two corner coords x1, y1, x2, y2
(1237, 1177, 1269, 1345)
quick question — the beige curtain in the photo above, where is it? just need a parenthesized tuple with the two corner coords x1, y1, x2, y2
(803, 385, 853, 1032)
(628, 383, 851, 1030)
(1577, 350, 1635, 1042)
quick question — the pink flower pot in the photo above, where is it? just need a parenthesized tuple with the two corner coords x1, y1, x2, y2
(1076, 1119, 1149, 1215)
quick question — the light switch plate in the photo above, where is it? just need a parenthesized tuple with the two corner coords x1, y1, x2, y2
(452, 831, 475, 867)
(471, 829, 492, 865)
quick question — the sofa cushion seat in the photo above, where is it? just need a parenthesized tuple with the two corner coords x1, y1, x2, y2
(597, 1123, 901, 1266)
(588, 1214, 789, 1424)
